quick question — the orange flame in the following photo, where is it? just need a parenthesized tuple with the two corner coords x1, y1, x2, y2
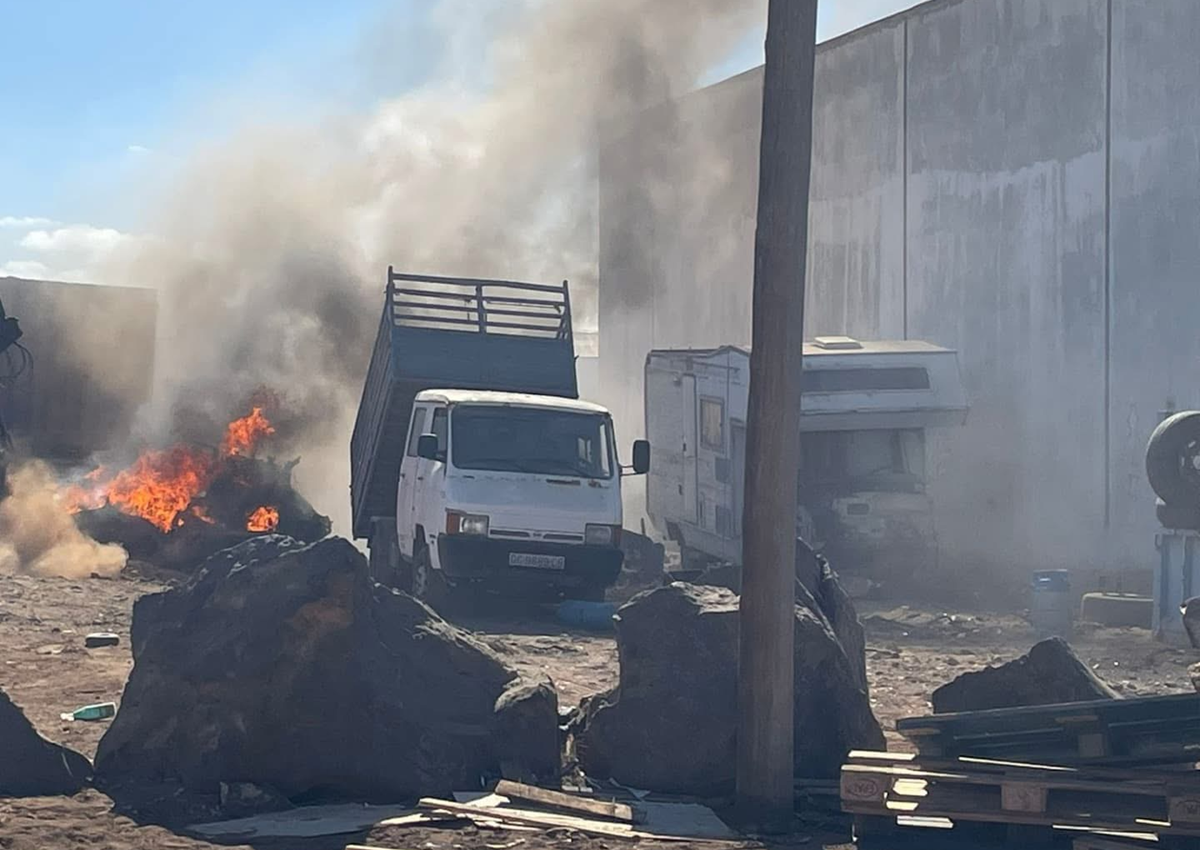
(221, 407, 276, 458)
(247, 506, 280, 533)
(62, 405, 278, 534)
(62, 466, 109, 514)
(104, 447, 215, 533)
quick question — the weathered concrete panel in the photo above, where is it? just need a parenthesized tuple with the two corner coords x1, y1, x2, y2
(1108, 0, 1200, 558)
(905, 0, 1108, 566)
(807, 17, 905, 340)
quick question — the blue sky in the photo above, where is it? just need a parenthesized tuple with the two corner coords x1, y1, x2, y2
(1, 0, 911, 279)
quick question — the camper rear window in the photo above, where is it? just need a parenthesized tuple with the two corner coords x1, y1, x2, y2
(804, 367, 930, 392)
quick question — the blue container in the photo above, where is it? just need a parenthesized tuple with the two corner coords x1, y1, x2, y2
(556, 600, 616, 631)
(1031, 569, 1073, 638)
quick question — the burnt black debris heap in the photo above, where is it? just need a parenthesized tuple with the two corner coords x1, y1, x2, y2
(75, 456, 332, 574)
(932, 637, 1120, 714)
(95, 535, 558, 800)
(0, 687, 92, 796)
(576, 577, 884, 795)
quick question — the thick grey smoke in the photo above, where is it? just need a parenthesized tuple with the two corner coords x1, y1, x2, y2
(100, 0, 763, 534)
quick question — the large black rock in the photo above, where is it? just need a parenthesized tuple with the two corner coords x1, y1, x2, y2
(932, 637, 1120, 714)
(95, 535, 557, 800)
(1, 687, 92, 796)
(576, 575, 884, 795)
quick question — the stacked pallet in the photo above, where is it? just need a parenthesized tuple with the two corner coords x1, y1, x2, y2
(841, 693, 1200, 849)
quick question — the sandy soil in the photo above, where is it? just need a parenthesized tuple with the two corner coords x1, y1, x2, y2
(0, 567, 1196, 850)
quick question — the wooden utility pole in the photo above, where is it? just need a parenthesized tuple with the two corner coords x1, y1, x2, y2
(736, 0, 818, 832)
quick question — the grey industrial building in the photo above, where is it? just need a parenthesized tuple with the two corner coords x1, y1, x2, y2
(597, 0, 1200, 574)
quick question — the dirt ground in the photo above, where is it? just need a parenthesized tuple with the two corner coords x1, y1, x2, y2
(1, 567, 1197, 850)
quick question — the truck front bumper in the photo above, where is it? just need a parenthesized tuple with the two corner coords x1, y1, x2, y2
(436, 535, 624, 595)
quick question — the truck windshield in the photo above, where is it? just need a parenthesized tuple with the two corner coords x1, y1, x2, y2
(801, 429, 925, 492)
(451, 405, 614, 479)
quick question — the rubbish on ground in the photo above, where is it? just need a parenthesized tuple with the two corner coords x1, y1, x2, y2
(842, 749, 1200, 845)
(555, 599, 616, 631)
(60, 701, 115, 722)
(900, 692, 1200, 766)
(187, 803, 415, 839)
(415, 794, 738, 842)
(84, 632, 120, 648)
(494, 779, 640, 823)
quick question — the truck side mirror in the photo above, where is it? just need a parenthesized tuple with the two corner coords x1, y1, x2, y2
(632, 440, 651, 475)
(417, 433, 439, 461)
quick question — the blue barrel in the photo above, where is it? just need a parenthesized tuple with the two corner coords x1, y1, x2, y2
(1031, 569, 1073, 638)
(556, 600, 616, 631)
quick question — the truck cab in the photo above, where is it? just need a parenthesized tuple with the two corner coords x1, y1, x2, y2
(398, 390, 638, 602)
(350, 269, 647, 605)
(644, 337, 967, 583)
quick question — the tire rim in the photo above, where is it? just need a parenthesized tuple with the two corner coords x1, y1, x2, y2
(1183, 438, 1200, 490)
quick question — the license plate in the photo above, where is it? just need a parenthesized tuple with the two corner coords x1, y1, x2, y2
(509, 553, 566, 570)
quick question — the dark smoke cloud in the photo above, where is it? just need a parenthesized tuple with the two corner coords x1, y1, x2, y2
(101, 0, 764, 533)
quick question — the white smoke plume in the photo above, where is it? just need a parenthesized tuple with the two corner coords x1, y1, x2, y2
(99, 0, 764, 534)
(0, 462, 127, 578)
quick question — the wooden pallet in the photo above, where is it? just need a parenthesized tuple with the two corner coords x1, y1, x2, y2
(841, 751, 1200, 848)
(896, 693, 1200, 766)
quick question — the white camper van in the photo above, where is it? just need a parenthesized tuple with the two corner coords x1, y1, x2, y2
(644, 337, 967, 579)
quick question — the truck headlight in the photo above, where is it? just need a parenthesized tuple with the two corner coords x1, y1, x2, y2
(585, 524, 621, 546)
(447, 512, 489, 536)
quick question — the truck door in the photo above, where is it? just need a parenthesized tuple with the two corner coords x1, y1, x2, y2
(413, 406, 449, 557)
(396, 405, 427, 558)
(682, 374, 698, 523)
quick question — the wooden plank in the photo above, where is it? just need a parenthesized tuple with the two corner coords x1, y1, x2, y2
(841, 763, 1170, 798)
(847, 750, 1200, 786)
(1073, 839, 1160, 850)
(493, 780, 640, 824)
(417, 798, 741, 844)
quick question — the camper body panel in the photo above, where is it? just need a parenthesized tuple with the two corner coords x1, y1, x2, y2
(645, 340, 967, 577)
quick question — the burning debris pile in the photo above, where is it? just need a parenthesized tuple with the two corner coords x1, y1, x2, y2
(63, 404, 330, 571)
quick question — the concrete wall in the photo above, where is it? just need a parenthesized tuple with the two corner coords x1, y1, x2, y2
(905, 0, 1109, 566)
(598, 0, 1200, 571)
(1108, 0, 1200, 551)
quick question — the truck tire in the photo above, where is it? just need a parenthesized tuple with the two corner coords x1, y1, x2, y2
(412, 545, 449, 610)
(1146, 411, 1200, 506)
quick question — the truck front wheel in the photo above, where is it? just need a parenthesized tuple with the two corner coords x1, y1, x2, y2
(412, 545, 449, 610)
